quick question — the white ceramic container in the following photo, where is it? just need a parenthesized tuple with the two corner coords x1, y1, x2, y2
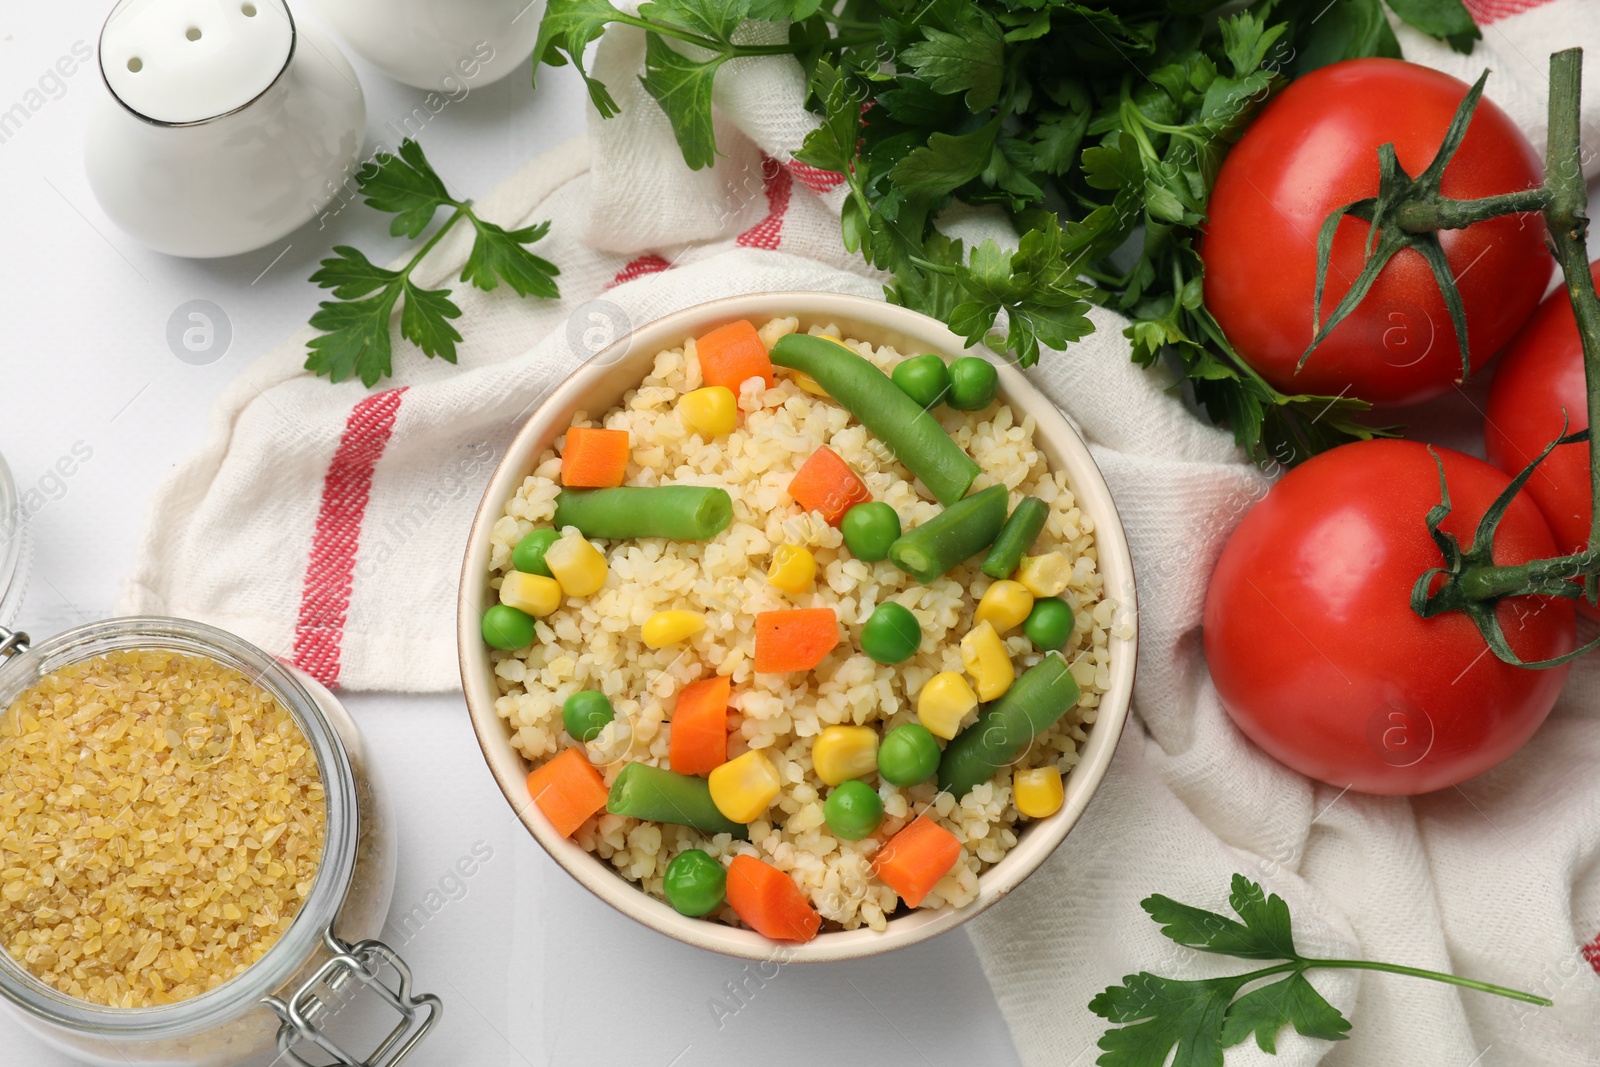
(458, 292, 1139, 962)
(85, 0, 366, 258)
(306, 0, 541, 90)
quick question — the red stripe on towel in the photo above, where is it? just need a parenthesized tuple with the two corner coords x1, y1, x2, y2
(787, 159, 845, 193)
(1463, 0, 1554, 21)
(293, 387, 407, 687)
(1584, 932, 1600, 976)
(608, 254, 672, 288)
(736, 156, 793, 251)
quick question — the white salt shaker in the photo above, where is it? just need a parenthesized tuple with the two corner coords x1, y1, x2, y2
(85, 0, 366, 258)
(306, 0, 541, 90)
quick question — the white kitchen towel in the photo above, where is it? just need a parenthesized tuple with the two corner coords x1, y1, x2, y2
(119, 0, 1600, 1063)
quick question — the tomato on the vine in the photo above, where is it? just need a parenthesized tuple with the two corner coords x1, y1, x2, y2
(1485, 261, 1600, 621)
(1204, 440, 1574, 795)
(1201, 59, 1549, 406)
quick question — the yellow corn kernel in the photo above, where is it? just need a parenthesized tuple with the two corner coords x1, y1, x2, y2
(917, 671, 979, 740)
(766, 544, 817, 594)
(499, 571, 562, 617)
(961, 620, 1014, 702)
(642, 610, 706, 648)
(1013, 766, 1064, 818)
(811, 725, 879, 786)
(790, 370, 830, 397)
(545, 533, 608, 597)
(678, 386, 738, 438)
(974, 580, 1034, 636)
(1017, 552, 1070, 598)
(708, 750, 782, 823)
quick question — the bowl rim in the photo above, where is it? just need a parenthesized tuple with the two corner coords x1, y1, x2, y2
(458, 292, 1138, 962)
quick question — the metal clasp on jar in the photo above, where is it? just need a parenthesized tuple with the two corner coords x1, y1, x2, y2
(264, 927, 441, 1067)
(0, 626, 29, 662)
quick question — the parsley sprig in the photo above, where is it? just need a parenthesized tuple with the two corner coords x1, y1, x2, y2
(535, 0, 1482, 463)
(1090, 875, 1549, 1065)
(305, 140, 560, 386)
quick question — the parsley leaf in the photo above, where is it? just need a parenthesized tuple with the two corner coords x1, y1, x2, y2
(639, 0, 749, 44)
(306, 289, 402, 387)
(308, 246, 398, 300)
(358, 140, 455, 239)
(461, 219, 561, 298)
(303, 139, 562, 386)
(1091, 875, 1548, 1066)
(639, 35, 728, 170)
(532, 0, 628, 117)
(398, 281, 463, 363)
(1090, 972, 1249, 1067)
(1219, 973, 1352, 1053)
(901, 19, 1005, 111)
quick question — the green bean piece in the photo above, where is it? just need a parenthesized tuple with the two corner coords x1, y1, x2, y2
(606, 762, 750, 839)
(553, 486, 733, 541)
(981, 498, 1049, 579)
(937, 654, 1081, 798)
(769, 334, 979, 506)
(887, 485, 1009, 584)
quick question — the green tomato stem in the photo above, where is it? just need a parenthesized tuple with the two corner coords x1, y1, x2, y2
(1304, 958, 1552, 1006)
(1392, 188, 1552, 231)
(1430, 50, 1600, 613)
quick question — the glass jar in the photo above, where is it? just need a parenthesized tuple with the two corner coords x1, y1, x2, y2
(0, 617, 438, 1066)
(0, 451, 26, 629)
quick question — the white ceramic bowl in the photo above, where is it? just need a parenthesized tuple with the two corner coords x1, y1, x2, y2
(459, 293, 1138, 962)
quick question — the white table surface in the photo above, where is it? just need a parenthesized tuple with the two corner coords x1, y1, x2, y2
(0, 5, 1025, 1066)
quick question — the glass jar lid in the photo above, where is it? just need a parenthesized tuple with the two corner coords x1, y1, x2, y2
(0, 452, 25, 629)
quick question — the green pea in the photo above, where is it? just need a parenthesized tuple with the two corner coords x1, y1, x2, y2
(947, 357, 999, 411)
(512, 529, 561, 576)
(824, 780, 884, 840)
(861, 602, 921, 664)
(562, 690, 615, 742)
(878, 723, 940, 786)
(891, 353, 951, 409)
(663, 849, 727, 917)
(1024, 598, 1074, 651)
(482, 605, 537, 651)
(841, 502, 901, 563)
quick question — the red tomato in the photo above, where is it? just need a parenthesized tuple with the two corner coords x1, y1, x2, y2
(1484, 261, 1600, 621)
(1204, 440, 1573, 795)
(1202, 59, 1548, 406)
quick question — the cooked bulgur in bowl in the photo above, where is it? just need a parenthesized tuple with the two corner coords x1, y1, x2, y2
(460, 293, 1137, 961)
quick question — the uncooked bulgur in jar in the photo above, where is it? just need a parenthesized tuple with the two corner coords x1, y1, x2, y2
(0, 649, 326, 1008)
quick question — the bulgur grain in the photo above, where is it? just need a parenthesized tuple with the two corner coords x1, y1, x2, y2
(0, 651, 326, 1007)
